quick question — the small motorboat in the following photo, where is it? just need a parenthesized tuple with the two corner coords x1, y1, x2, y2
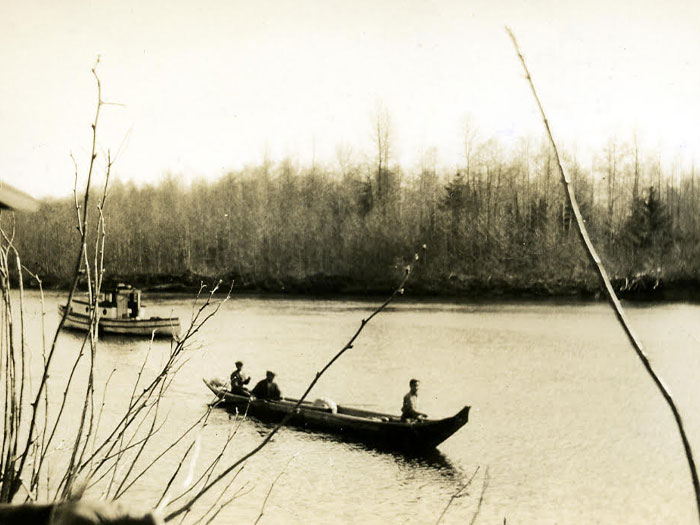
(204, 378, 470, 452)
(58, 284, 180, 338)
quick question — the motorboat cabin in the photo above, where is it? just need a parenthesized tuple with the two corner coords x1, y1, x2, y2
(59, 284, 180, 338)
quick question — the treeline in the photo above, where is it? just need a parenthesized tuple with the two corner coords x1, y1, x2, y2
(10, 136, 700, 298)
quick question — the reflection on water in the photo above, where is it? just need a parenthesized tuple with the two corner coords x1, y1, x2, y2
(17, 292, 700, 523)
(244, 413, 461, 477)
(393, 448, 457, 474)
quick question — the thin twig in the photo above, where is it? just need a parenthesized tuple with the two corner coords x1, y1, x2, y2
(468, 467, 489, 525)
(435, 465, 480, 525)
(165, 408, 246, 517)
(254, 455, 296, 525)
(201, 478, 251, 525)
(12, 57, 104, 499)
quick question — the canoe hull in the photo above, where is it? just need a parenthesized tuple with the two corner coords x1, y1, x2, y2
(204, 379, 469, 452)
(58, 304, 180, 338)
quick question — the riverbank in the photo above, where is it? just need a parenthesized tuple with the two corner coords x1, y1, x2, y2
(21, 270, 700, 302)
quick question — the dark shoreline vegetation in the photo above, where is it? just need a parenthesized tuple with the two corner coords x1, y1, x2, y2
(20, 270, 700, 302)
(10, 136, 700, 302)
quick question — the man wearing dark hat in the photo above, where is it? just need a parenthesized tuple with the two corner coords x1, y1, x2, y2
(252, 371, 282, 401)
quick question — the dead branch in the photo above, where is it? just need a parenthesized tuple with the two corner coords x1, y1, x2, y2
(78, 285, 229, 481)
(253, 455, 295, 525)
(11, 57, 105, 500)
(164, 420, 239, 509)
(435, 465, 480, 525)
(468, 467, 489, 525)
(506, 27, 700, 521)
(200, 478, 251, 525)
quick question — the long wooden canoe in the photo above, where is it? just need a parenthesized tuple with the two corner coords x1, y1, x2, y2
(204, 379, 470, 452)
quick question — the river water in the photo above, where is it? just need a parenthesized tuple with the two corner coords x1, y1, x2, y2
(15, 291, 700, 524)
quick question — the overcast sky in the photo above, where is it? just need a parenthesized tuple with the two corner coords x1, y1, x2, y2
(2, 0, 699, 198)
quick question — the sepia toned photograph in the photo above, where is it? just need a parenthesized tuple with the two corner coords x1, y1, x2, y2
(1, 1, 700, 523)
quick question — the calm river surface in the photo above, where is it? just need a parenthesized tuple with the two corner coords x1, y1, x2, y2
(19, 291, 700, 524)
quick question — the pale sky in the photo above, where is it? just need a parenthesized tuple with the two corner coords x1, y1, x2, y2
(2, 0, 700, 198)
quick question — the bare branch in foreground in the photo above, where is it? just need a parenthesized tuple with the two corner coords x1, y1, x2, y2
(435, 465, 480, 525)
(506, 26, 700, 522)
(201, 480, 251, 525)
(253, 454, 296, 525)
(10, 57, 105, 501)
(468, 467, 489, 525)
(164, 412, 244, 509)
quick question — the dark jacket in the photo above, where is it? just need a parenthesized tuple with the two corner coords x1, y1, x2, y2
(251, 379, 281, 400)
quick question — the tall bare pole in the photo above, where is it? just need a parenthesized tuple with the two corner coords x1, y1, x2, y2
(506, 27, 700, 522)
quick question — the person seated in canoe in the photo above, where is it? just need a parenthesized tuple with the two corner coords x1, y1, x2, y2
(230, 360, 251, 396)
(401, 378, 427, 421)
(251, 370, 282, 401)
